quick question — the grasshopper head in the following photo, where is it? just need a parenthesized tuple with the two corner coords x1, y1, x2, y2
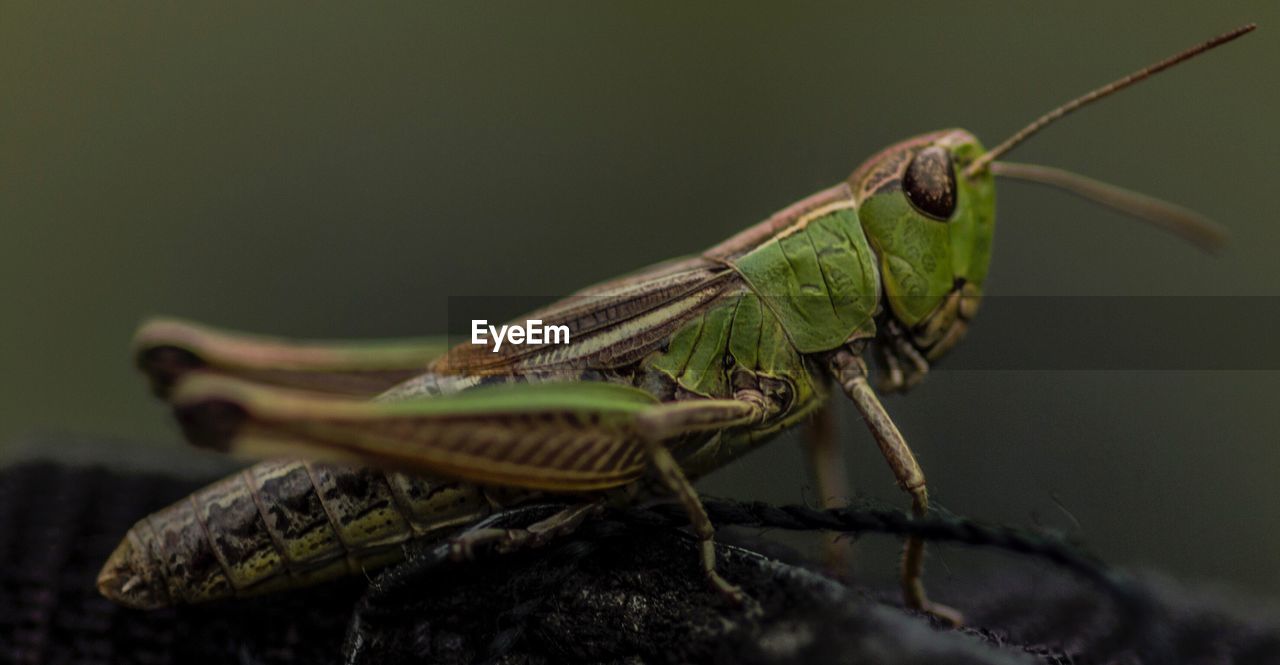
(839, 26, 1252, 369)
(848, 129, 993, 360)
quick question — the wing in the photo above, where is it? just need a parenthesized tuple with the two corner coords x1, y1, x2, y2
(135, 318, 449, 399)
(170, 374, 662, 491)
(433, 256, 744, 375)
(433, 188, 863, 377)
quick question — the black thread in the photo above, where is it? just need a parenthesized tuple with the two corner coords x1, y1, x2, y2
(613, 498, 1165, 663)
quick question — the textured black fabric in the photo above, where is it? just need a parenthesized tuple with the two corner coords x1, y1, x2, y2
(1, 461, 1277, 665)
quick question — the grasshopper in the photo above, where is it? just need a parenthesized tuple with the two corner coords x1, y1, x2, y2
(98, 26, 1252, 624)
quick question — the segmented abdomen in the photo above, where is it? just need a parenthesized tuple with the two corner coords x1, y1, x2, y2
(132, 460, 495, 604)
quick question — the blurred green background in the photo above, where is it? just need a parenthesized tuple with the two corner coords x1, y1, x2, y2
(2, 3, 1277, 596)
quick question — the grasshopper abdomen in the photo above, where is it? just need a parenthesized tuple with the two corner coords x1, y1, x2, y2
(98, 462, 497, 608)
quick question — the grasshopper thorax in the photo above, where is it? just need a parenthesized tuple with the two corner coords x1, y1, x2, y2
(848, 129, 994, 364)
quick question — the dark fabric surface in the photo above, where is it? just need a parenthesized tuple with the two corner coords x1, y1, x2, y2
(1, 460, 1277, 665)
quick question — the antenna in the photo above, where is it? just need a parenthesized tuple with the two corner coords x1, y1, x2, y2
(966, 24, 1256, 177)
(989, 161, 1228, 251)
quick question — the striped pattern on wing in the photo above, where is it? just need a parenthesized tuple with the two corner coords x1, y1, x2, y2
(434, 257, 741, 375)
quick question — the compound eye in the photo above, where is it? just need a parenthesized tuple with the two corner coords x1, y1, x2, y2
(903, 146, 957, 220)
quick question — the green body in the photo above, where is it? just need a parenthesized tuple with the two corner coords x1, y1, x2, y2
(102, 130, 998, 608)
(98, 23, 1255, 613)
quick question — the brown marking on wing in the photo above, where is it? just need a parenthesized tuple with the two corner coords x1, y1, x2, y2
(434, 267, 742, 375)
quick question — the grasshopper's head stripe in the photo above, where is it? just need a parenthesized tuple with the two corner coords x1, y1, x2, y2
(848, 129, 953, 203)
